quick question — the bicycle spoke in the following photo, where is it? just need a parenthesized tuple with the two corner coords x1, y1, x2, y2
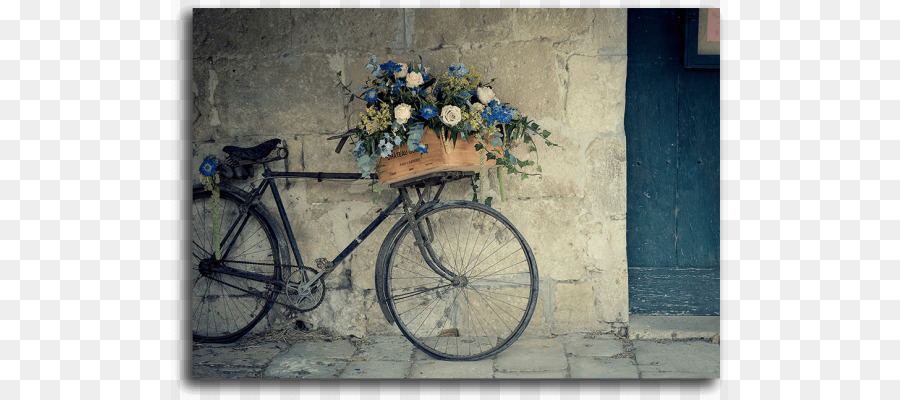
(383, 202, 537, 361)
(192, 187, 280, 343)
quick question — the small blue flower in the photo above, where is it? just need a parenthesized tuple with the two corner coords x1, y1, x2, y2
(199, 155, 218, 176)
(420, 106, 437, 119)
(416, 144, 428, 154)
(366, 54, 381, 77)
(393, 136, 402, 146)
(379, 61, 403, 76)
(352, 141, 365, 158)
(449, 62, 468, 76)
(365, 89, 378, 103)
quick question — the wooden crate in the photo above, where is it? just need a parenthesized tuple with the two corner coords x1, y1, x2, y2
(376, 127, 498, 185)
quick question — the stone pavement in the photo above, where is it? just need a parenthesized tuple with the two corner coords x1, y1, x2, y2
(192, 317, 719, 380)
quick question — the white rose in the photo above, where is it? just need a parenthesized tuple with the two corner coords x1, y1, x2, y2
(396, 63, 408, 78)
(394, 103, 412, 124)
(406, 71, 424, 88)
(477, 87, 496, 104)
(440, 105, 462, 127)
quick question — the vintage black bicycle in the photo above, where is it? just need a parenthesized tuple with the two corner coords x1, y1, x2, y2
(191, 136, 539, 361)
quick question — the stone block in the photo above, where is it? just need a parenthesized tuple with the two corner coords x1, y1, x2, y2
(493, 197, 585, 281)
(459, 285, 541, 341)
(592, 9, 628, 56)
(498, 124, 578, 199)
(213, 55, 345, 138)
(587, 259, 629, 324)
(565, 56, 627, 134)
(463, 41, 563, 121)
(286, 202, 390, 291)
(511, 9, 593, 43)
(301, 289, 368, 337)
(287, 9, 400, 54)
(299, 134, 378, 203)
(194, 9, 294, 59)
(553, 281, 600, 333)
(522, 293, 550, 336)
(582, 134, 627, 217)
(412, 9, 514, 48)
(361, 291, 403, 335)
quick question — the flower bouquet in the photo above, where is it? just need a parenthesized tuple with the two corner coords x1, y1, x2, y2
(339, 55, 555, 203)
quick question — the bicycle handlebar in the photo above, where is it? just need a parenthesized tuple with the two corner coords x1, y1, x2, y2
(327, 128, 361, 154)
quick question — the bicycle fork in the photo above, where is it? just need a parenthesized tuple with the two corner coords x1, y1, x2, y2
(398, 186, 458, 283)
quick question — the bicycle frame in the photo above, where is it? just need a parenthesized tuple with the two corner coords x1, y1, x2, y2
(215, 164, 460, 292)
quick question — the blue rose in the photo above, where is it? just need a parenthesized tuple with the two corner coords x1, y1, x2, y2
(365, 89, 378, 103)
(420, 106, 437, 119)
(199, 155, 218, 176)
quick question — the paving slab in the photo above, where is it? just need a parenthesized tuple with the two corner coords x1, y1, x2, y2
(563, 337, 625, 358)
(628, 315, 719, 340)
(264, 358, 349, 379)
(357, 335, 415, 361)
(339, 360, 410, 379)
(192, 364, 263, 379)
(495, 370, 568, 379)
(276, 340, 358, 359)
(192, 343, 284, 379)
(408, 359, 495, 379)
(495, 336, 567, 373)
(192, 343, 285, 367)
(569, 357, 638, 379)
(632, 340, 719, 379)
(262, 340, 358, 379)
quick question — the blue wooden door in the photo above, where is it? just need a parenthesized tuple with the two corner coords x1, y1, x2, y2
(626, 9, 720, 315)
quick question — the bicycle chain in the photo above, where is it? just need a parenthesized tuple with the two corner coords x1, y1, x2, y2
(200, 259, 325, 312)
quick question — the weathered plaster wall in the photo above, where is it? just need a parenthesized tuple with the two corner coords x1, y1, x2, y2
(192, 8, 628, 337)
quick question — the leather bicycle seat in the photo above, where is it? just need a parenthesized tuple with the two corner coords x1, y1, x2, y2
(222, 139, 282, 160)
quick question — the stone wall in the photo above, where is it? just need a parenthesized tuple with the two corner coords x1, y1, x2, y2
(192, 8, 628, 337)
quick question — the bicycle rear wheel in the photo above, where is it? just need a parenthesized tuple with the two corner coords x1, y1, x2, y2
(191, 185, 282, 343)
(382, 201, 538, 361)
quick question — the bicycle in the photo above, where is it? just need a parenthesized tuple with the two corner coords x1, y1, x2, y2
(191, 136, 539, 361)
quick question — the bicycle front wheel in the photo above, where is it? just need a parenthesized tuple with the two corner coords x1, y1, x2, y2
(191, 185, 283, 343)
(383, 201, 538, 361)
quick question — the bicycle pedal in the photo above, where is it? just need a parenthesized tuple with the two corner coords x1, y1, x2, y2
(315, 258, 334, 273)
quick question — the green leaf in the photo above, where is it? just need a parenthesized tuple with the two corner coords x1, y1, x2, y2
(484, 197, 493, 207)
(537, 165, 543, 173)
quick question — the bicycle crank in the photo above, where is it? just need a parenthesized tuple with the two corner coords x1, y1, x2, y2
(285, 266, 326, 312)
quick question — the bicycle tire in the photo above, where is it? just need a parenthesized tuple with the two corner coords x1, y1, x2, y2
(381, 201, 538, 361)
(191, 184, 284, 343)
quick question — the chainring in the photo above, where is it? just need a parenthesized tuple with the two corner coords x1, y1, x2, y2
(285, 266, 326, 312)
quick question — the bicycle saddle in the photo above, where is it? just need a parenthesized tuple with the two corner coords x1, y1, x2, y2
(222, 139, 282, 160)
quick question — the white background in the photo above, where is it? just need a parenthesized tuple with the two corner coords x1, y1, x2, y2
(2, 0, 896, 398)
